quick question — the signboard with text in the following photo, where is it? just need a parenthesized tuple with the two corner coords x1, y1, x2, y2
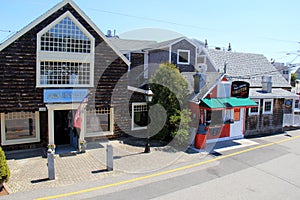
(231, 81, 250, 98)
(44, 89, 88, 103)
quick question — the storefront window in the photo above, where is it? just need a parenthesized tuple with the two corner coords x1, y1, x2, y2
(206, 110, 223, 126)
(86, 109, 111, 136)
(1, 112, 40, 145)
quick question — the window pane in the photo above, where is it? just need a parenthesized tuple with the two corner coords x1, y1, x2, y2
(133, 104, 148, 129)
(40, 17, 91, 53)
(265, 102, 272, 112)
(86, 109, 110, 133)
(5, 112, 36, 140)
(295, 100, 299, 109)
(40, 61, 90, 85)
(178, 51, 189, 63)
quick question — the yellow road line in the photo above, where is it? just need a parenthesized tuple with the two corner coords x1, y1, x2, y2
(36, 134, 300, 200)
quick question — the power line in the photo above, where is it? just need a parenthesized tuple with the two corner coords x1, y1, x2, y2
(86, 7, 299, 45)
(0, 29, 12, 33)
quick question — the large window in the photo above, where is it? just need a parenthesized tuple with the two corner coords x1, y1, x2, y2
(37, 11, 94, 87)
(40, 61, 90, 85)
(85, 108, 113, 137)
(1, 112, 40, 145)
(177, 49, 190, 65)
(263, 99, 273, 114)
(132, 103, 148, 130)
(40, 17, 91, 53)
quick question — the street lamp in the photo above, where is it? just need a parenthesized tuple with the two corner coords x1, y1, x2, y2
(144, 85, 154, 153)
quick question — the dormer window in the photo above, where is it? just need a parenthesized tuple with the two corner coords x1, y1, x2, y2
(37, 11, 94, 87)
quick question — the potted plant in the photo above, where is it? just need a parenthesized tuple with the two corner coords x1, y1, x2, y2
(47, 144, 56, 153)
(79, 140, 87, 153)
(0, 147, 10, 194)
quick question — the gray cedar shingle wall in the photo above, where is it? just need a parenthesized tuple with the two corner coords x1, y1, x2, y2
(171, 39, 196, 72)
(0, 3, 130, 147)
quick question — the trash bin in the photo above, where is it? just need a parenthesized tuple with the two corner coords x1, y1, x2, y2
(194, 123, 207, 149)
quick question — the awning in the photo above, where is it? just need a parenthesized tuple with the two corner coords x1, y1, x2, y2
(199, 97, 257, 110)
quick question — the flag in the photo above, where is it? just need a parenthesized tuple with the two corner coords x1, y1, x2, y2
(73, 94, 88, 129)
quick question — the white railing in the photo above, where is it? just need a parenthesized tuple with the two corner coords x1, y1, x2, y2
(283, 114, 300, 127)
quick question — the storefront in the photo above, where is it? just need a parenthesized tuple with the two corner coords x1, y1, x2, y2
(0, 0, 129, 151)
(199, 97, 257, 142)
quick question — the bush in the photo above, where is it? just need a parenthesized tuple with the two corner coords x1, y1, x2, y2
(0, 147, 10, 184)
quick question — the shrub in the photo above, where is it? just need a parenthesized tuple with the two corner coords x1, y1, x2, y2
(0, 147, 10, 184)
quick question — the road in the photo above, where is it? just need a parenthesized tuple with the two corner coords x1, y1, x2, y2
(4, 131, 300, 200)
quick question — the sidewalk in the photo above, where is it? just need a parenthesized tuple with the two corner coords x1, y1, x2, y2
(3, 134, 268, 194)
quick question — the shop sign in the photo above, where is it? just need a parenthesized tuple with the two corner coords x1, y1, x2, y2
(44, 89, 88, 103)
(231, 81, 250, 98)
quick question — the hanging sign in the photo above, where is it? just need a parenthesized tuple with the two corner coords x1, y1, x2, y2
(231, 81, 250, 98)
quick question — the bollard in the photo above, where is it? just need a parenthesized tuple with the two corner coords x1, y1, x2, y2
(47, 149, 55, 180)
(106, 144, 113, 171)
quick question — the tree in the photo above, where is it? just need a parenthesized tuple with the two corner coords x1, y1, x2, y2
(291, 73, 297, 87)
(0, 147, 10, 185)
(150, 62, 191, 144)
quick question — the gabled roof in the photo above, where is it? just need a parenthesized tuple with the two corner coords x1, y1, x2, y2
(147, 36, 198, 50)
(108, 38, 157, 54)
(0, 0, 130, 66)
(202, 48, 291, 88)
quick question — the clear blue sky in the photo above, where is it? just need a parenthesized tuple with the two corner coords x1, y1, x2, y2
(1, 0, 300, 64)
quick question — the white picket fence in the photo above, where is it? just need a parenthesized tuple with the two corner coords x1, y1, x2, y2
(283, 114, 300, 127)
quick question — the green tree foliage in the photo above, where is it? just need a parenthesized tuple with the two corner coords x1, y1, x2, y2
(291, 73, 297, 86)
(150, 63, 191, 143)
(0, 147, 10, 184)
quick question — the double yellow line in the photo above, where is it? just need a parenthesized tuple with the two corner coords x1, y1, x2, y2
(37, 134, 300, 200)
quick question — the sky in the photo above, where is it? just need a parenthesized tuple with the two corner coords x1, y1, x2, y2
(1, 0, 300, 65)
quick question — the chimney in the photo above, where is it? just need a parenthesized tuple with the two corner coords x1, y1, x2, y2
(261, 76, 272, 93)
(194, 73, 207, 93)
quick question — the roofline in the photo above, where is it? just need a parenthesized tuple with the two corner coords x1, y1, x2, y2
(168, 37, 198, 48)
(147, 36, 198, 51)
(0, 0, 130, 66)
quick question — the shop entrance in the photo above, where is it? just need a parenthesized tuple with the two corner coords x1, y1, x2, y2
(54, 110, 78, 149)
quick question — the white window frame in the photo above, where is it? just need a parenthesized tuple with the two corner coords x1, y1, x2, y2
(262, 99, 273, 114)
(132, 102, 148, 131)
(1, 112, 40, 145)
(249, 99, 260, 115)
(36, 11, 95, 88)
(294, 99, 300, 112)
(177, 49, 190, 65)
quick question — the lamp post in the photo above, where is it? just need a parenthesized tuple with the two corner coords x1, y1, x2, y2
(144, 86, 153, 153)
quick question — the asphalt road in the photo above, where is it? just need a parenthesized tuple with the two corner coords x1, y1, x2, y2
(82, 134, 300, 200)
(4, 131, 300, 200)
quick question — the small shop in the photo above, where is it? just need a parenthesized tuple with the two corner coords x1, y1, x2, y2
(189, 76, 258, 149)
(199, 97, 257, 142)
